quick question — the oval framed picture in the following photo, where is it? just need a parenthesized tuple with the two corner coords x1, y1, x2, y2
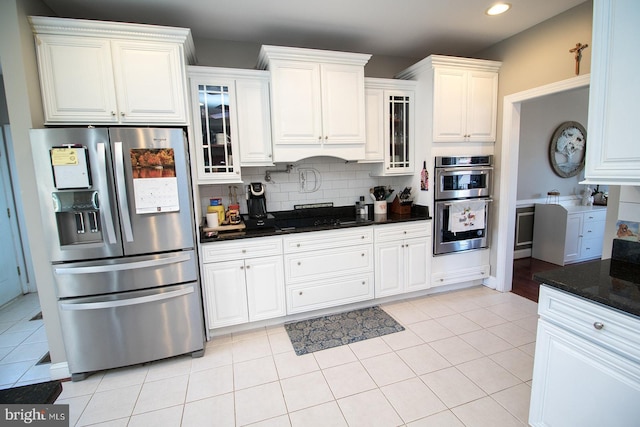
(549, 121, 586, 178)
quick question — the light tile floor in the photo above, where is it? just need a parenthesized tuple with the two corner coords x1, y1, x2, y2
(55, 286, 538, 426)
(0, 292, 52, 389)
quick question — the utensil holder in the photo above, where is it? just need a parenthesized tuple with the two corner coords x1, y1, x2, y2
(374, 200, 387, 215)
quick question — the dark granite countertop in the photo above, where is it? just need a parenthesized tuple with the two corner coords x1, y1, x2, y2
(533, 259, 640, 318)
(200, 205, 431, 244)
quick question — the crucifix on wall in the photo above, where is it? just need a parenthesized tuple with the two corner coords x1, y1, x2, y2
(569, 42, 589, 75)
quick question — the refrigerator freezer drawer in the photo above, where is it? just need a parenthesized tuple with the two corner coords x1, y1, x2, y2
(58, 282, 204, 377)
(53, 250, 197, 298)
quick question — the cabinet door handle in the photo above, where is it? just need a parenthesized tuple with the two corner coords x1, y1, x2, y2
(593, 322, 604, 330)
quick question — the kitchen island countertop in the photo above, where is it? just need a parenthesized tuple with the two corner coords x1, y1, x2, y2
(533, 259, 640, 319)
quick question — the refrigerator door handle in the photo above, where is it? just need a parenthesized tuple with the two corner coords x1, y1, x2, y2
(97, 142, 118, 245)
(54, 252, 192, 275)
(59, 286, 194, 311)
(113, 141, 134, 242)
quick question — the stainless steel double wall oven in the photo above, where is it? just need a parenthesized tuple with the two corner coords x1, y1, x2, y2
(433, 155, 493, 255)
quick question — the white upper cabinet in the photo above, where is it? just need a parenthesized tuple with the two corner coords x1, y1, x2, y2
(585, 0, 640, 185)
(188, 67, 273, 184)
(258, 45, 371, 162)
(363, 78, 416, 175)
(30, 16, 194, 125)
(397, 55, 501, 143)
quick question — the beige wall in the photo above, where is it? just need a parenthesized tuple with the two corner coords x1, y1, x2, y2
(0, 0, 67, 366)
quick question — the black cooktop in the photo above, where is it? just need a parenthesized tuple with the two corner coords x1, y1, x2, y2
(272, 205, 369, 230)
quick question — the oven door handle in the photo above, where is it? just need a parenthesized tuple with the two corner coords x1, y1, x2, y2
(440, 166, 494, 173)
(443, 198, 493, 206)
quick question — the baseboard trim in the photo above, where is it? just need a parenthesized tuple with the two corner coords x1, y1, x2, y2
(49, 362, 70, 381)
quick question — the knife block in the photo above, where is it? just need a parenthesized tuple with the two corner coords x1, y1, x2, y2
(390, 196, 412, 215)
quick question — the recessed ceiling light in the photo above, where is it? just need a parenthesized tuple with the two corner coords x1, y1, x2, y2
(486, 3, 511, 16)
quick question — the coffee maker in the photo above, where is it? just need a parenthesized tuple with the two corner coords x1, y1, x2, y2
(243, 182, 275, 228)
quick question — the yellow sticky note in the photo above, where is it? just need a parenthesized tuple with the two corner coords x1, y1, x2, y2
(51, 148, 79, 166)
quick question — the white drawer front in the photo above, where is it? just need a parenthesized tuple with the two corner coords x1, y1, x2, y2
(583, 209, 607, 223)
(287, 273, 374, 314)
(582, 220, 605, 238)
(539, 286, 640, 363)
(283, 228, 373, 254)
(374, 221, 430, 242)
(202, 236, 283, 263)
(580, 237, 604, 260)
(285, 244, 373, 283)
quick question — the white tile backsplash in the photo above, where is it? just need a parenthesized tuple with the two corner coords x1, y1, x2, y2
(198, 157, 412, 216)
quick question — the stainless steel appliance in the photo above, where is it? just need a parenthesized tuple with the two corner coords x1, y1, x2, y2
(434, 155, 493, 255)
(30, 127, 204, 381)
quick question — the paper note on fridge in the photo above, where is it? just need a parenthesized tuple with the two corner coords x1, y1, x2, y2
(50, 146, 91, 189)
(133, 177, 180, 214)
(448, 201, 486, 234)
(129, 148, 179, 214)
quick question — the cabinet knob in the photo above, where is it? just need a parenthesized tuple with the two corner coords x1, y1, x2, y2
(325, 136, 328, 140)
(362, 281, 365, 285)
(299, 291, 303, 295)
(318, 136, 322, 140)
(298, 261, 301, 266)
(269, 154, 272, 158)
(361, 236, 365, 239)
(593, 322, 604, 330)
(242, 249, 246, 253)
(111, 111, 116, 116)
(297, 243, 301, 247)
(121, 112, 126, 117)
(361, 253, 365, 257)
(240, 266, 244, 270)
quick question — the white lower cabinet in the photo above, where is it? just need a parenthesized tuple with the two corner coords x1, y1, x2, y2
(283, 228, 374, 314)
(201, 237, 285, 329)
(532, 204, 607, 266)
(530, 286, 640, 426)
(374, 221, 431, 297)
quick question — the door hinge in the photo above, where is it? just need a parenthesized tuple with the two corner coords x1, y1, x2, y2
(17, 266, 21, 276)
(7, 208, 10, 219)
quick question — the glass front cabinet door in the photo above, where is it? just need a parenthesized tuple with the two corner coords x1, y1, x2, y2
(190, 78, 242, 183)
(386, 92, 413, 174)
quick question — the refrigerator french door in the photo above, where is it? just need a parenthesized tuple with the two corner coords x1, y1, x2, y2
(30, 127, 204, 380)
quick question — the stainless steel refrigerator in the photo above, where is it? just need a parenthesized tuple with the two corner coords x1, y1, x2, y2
(30, 127, 204, 381)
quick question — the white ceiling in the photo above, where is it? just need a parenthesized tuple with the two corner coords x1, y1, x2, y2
(39, 0, 588, 59)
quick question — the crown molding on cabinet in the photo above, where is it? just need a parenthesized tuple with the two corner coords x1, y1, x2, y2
(29, 15, 196, 64)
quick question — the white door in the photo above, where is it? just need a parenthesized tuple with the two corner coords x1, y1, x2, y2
(564, 214, 583, 263)
(320, 63, 366, 144)
(111, 40, 188, 124)
(466, 71, 498, 142)
(202, 261, 248, 328)
(245, 256, 285, 321)
(433, 68, 467, 141)
(0, 127, 24, 305)
(405, 237, 430, 292)
(375, 241, 404, 297)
